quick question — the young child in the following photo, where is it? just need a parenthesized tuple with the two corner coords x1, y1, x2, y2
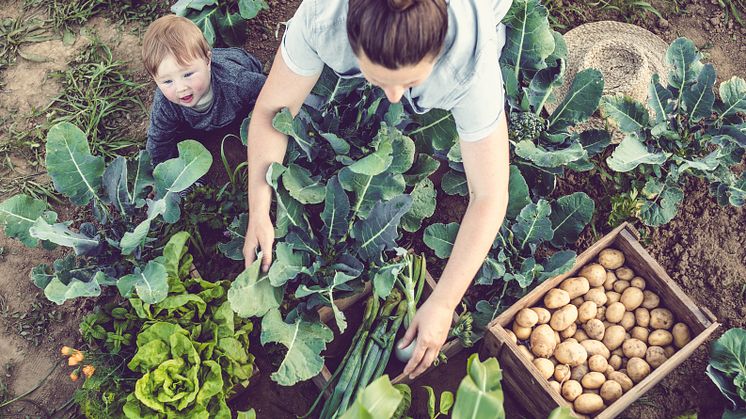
(142, 15, 266, 167)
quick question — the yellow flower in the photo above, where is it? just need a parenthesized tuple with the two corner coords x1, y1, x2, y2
(61, 346, 76, 356)
(68, 352, 85, 366)
(69, 371, 79, 382)
(82, 365, 95, 379)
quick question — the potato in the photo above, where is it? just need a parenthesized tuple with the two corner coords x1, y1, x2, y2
(581, 339, 611, 359)
(605, 291, 622, 305)
(571, 297, 585, 307)
(648, 330, 673, 347)
(580, 263, 607, 287)
(635, 308, 650, 328)
(627, 357, 651, 383)
(585, 287, 608, 306)
(613, 280, 631, 294)
(577, 301, 598, 323)
(664, 346, 676, 358)
(574, 393, 605, 414)
(560, 323, 577, 339)
(631, 326, 649, 343)
(564, 338, 579, 344)
(622, 338, 647, 358)
(544, 289, 571, 309)
(531, 307, 551, 324)
(630, 276, 646, 290)
(530, 324, 557, 357)
(611, 347, 624, 357)
(604, 271, 618, 291)
(599, 248, 625, 269)
(588, 355, 609, 372)
(672, 323, 691, 349)
(642, 291, 660, 309)
(650, 308, 674, 329)
(562, 380, 583, 402)
(559, 276, 591, 299)
(582, 371, 606, 389)
(550, 304, 578, 332)
(554, 341, 588, 366)
(505, 329, 518, 344)
(549, 380, 562, 394)
(515, 308, 539, 328)
(513, 323, 532, 340)
(620, 287, 644, 311)
(606, 302, 626, 323)
(615, 266, 635, 281)
(621, 312, 636, 331)
(533, 358, 555, 380)
(646, 346, 668, 369)
(603, 325, 627, 351)
(609, 354, 623, 370)
(554, 364, 571, 382)
(554, 330, 562, 345)
(584, 319, 606, 340)
(600, 380, 623, 403)
(573, 329, 590, 343)
(518, 345, 535, 361)
(571, 364, 589, 382)
(595, 306, 606, 321)
(608, 371, 634, 392)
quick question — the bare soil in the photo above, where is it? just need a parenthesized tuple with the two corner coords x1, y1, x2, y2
(0, 0, 743, 418)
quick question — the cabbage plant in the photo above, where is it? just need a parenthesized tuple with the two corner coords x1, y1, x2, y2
(706, 328, 746, 417)
(171, 0, 268, 47)
(0, 122, 211, 304)
(601, 38, 746, 226)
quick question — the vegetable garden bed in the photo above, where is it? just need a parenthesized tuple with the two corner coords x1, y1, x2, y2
(483, 222, 721, 417)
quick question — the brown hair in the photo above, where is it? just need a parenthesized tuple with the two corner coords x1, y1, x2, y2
(347, 0, 448, 69)
(142, 15, 211, 77)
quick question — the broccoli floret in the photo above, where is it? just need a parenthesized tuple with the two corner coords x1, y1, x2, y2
(508, 111, 546, 142)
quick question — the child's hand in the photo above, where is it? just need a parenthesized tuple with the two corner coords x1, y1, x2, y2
(243, 213, 275, 272)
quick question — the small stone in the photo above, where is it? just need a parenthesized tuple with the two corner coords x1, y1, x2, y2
(709, 16, 720, 25)
(658, 18, 669, 29)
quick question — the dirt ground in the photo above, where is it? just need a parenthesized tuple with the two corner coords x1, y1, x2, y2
(0, 0, 744, 418)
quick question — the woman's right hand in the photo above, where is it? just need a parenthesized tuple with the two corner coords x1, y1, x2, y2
(243, 212, 275, 272)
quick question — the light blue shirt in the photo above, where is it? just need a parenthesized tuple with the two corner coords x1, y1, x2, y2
(281, 0, 512, 141)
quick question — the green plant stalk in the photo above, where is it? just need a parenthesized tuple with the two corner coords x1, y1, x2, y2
(370, 301, 408, 380)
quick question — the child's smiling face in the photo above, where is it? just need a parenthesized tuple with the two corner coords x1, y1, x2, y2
(154, 53, 211, 107)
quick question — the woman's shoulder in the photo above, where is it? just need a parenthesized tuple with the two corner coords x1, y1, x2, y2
(293, 0, 348, 33)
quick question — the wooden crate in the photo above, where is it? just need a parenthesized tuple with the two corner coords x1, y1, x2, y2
(312, 271, 465, 397)
(482, 222, 720, 418)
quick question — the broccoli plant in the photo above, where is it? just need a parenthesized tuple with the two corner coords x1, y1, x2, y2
(171, 0, 268, 47)
(0, 122, 211, 304)
(601, 37, 746, 226)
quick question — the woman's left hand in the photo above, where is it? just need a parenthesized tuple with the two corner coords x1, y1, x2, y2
(399, 297, 454, 379)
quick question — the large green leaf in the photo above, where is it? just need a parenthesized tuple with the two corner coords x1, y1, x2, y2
(719, 76, 746, 119)
(218, 214, 247, 260)
(709, 327, 746, 381)
(267, 242, 309, 287)
(507, 166, 530, 220)
(403, 154, 440, 186)
(683, 63, 716, 122)
(409, 109, 458, 152)
(340, 376, 403, 419)
(102, 157, 130, 215)
(600, 95, 650, 134)
(512, 199, 553, 249)
(0, 195, 56, 247)
(32, 255, 106, 304)
(339, 168, 406, 219)
(45, 122, 104, 205)
(501, 0, 556, 76)
(607, 135, 669, 172)
(577, 129, 611, 156)
(171, 0, 216, 15)
(154, 140, 212, 198)
(451, 354, 505, 419)
(549, 192, 594, 246)
(117, 261, 169, 304)
(401, 178, 436, 232)
(29, 218, 99, 255)
(648, 74, 674, 125)
(547, 68, 604, 131)
(514, 140, 586, 168)
(372, 256, 408, 300)
(272, 108, 316, 161)
(538, 250, 577, 281)
(216, 10, 248, 47)
(527, 61, 566, 112)
(639, 179, 684, 226)
(296, 271, 357, 333)
(347, 139, 393, 176)
(385, 125, 416, 174)
(188, 6, 219, 46)
(424, 222, 460, 259)
(441, 170, 468, 196)
(228, 256, 283, 318)
(238, 0, 268, 19)
(282, 164, 325, 204)
(119, 198, 167, 255)
(260, 308, 333, 386)
(352, 195, 412, 263)
(666, 37, 703, 91)
(320, 175, 350, 245)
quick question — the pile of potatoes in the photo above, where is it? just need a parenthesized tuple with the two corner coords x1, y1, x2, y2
(506, 248, 692, 416)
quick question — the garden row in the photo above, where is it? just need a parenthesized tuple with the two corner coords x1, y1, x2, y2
(0, 0, 745, 417)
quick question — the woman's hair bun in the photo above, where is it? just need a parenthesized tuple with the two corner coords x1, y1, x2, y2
(387, 0, 417, 12)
